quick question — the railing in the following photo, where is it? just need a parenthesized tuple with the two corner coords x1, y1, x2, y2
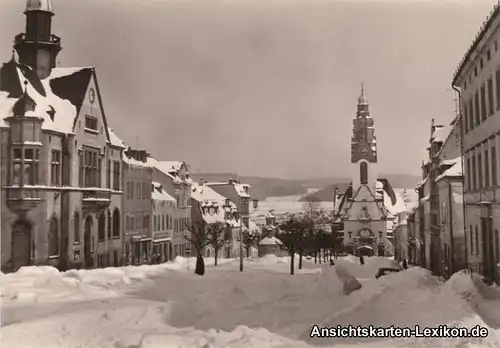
(14, 33, 61, 45)
(82, 189, 111, 201)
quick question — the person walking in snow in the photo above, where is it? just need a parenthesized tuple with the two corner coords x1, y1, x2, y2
(402, 259, 408, 270)
(330, 258, 335, 266)
(359, 255, 365, 265)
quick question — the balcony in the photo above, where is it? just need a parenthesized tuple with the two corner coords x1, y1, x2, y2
(14, 33, 61, 46)
(81, 189, 111, 213)
(6, 186, 41, 213)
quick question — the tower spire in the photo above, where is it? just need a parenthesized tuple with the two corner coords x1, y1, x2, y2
(14, 0, 61, 80)
(361, 82, 364, 96)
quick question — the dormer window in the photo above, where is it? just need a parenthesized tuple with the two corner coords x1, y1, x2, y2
(84, 115, 98, 133)
(209, 207, 215, 216)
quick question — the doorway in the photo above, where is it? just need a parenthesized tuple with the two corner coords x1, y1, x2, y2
(84, 216, 93, 268)
(11, 220, 31, 272)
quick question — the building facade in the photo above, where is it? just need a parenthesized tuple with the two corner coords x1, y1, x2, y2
(0, 1, 124, 272)
(122, 148, 153, 265)
(452, 4, 500, 283)
(335, 86, 398, 257)
(151, 181, 175, 263)
(152, 161, 192, 258)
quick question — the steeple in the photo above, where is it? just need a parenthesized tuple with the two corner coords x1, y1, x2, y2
(13, 0, 62, 80)
(351, 84, 377, 164)
(358, 83, 368, 105)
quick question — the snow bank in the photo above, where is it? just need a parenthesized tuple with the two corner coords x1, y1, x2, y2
(0, 257, 236, 307)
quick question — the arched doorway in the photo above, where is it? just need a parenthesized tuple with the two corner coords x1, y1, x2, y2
(12, 220, 32, 271)
(84, 216, 93, 268)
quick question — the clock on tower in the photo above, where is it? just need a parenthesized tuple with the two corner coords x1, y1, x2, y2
(358, 146, 369, 157)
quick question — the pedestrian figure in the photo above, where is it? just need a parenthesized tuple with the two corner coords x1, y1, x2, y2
(359, 255, 365, 265)
(402, 259, 408, 270)
(330, 258, 335, 266)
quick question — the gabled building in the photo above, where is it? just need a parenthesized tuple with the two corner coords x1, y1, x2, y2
(122, 147, 153, 265)
(335, 86, 408, 257)
(151, 160, 192, 258)
(190, 181, 242, 258)
(151, 181, 176, 263)
(0, 1, 125, 272)
(452, 3, 500, 283)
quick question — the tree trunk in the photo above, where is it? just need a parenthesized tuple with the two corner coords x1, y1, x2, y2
(314, 251, 318, 264)
(214, 249, 218, 266)
(324, 249, 327, 262)
(290, 252, 295, 275)
(246, 246, 250, 258)
(299, 250, 303, 270)
(318, 249, 322, 264)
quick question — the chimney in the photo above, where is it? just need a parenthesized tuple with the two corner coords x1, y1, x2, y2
(199, 178, 205, 186)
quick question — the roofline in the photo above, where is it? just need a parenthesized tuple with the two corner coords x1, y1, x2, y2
(452, 4, 500, 86)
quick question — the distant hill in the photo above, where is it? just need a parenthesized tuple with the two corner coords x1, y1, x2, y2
(299, 174, 421, 202)
(191, 173, 420, 201)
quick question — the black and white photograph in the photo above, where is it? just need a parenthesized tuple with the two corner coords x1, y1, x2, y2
(0, 0, 499, 347)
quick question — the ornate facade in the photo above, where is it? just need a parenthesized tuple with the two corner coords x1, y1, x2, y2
(0, 0, 124, 272)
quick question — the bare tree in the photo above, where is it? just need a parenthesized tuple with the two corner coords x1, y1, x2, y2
(185, 220, 210, 275)
(302, 198, 324, 220)
(276, 215, 306, 275)
(206, 221, 228, 266)
(242, 229, 264, 258)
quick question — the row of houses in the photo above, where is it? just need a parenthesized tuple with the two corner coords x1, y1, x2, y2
(394, 4, 500, 284)
(0, 0, 261, 272)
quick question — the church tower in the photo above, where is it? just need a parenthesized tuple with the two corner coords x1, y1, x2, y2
(350, 84, 378, 191)
(13, 0, 61, 80)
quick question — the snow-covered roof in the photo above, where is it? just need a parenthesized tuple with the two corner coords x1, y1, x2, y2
(49, 67, 92, 80)
(259, 236, 283, 245)
(191, 182, 240, 225)
(205, 181, 251, 198)
(152, 182, 176, 202)
(415, 176, 428, 190)
(431, 125, 453, 144)
(0, 65, 78, 133)
(107, 128, 126, 149)
(436, 156, 463, 182)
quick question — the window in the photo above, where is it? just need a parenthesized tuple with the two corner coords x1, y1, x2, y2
(495, 229, 499, 263)
(464, 104, 469, 133)
(480, 85, 487, 121)
(480, 58, 484, 70)
(98, 212, 105, 241)
(107, 210, 112, 239)
(13, 148, 40, 186)
(474, 66, 478, 76)
(360, 162, 368, 184)
(84, 115, 98, 131)
(154, 215, 157, 231)
(131, 181, 134, 199)
(74, 211, 80, 243)
(470, 225, 474, 255)
(143, 214, 149, 231)
(83, 149, 100, 188)
(136, 182, 141, 200)
(136, 213, 141, 229)
(496, 70, 500, 110)
(475, 92, 480, 125)
(469, 99, 474, 130)
(478, 153, 483, 189)
(162, 215, 165, 230)
(113, 161, 120, 191)
(142, 182, 148, 199)
(51, 150, 61, 186)
(485, 149, 490, 188)
(475, 226, 479, 256)
(487, 49, 491, 61)
(492, 146, 497, 186)
(113, 209, 120, 238)
(48, 217, 59, 257)
(107, 160, 111, 189)
(131, 215, 135, 231)
(467, 157, 472, 191)
(488, 77, 494, 115)
(79, 152, 84, 187)
(472, 154, 477, 191)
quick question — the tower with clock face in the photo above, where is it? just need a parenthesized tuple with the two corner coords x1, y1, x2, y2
(14, 0, 62, 80)
(350, 84, 378, 192)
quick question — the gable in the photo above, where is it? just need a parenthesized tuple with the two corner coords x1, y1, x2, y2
(72, 70, 111, 143)
(49, 67, 93, 118)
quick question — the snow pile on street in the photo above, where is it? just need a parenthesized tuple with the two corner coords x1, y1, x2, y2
(0, 256, 235, 307)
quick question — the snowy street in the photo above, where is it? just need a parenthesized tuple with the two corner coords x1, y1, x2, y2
(1, 256, 500, 348)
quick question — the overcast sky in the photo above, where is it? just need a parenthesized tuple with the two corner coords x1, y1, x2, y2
(0, 0, 496, 179)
